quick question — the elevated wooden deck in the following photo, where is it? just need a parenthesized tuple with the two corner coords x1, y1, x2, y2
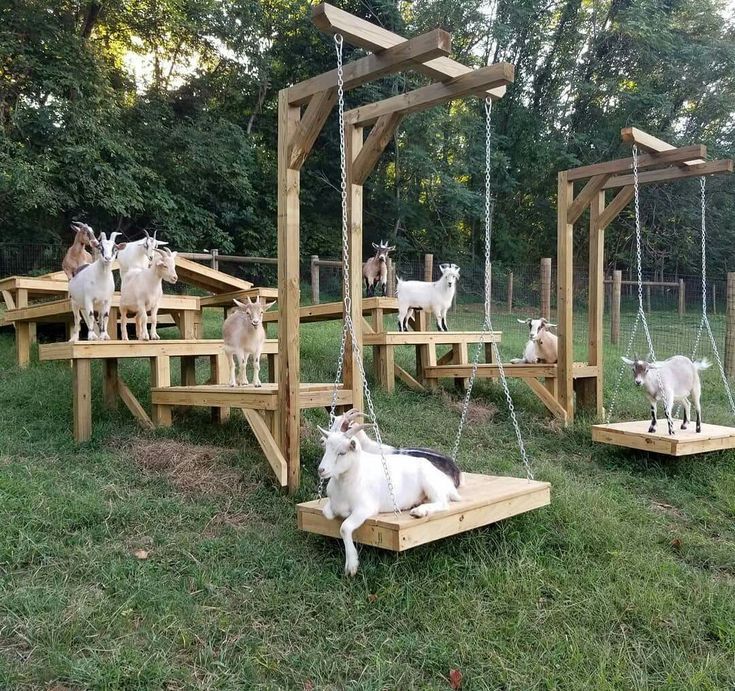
(364, 330, 501, 346)
(297, 472, 551, 551)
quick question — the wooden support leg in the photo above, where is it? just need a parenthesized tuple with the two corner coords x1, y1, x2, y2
(417, 342, 438, 390)
(181, 356, 197, 386)
(29, 322, 37, 345)
(103, 359, 119, 409)
(374, 344, 395, 392)
(150, 356, 172, 427)
(484, 342, 496, 382)
(210, 353, 230, 423)
(451, 343, 469, 391)
(574, 377, 601, 417)
(73, 359, 92, 442)
(267, 353, 279, 383)
(15, 322, 31, 368)
(179, 311, 197, 339)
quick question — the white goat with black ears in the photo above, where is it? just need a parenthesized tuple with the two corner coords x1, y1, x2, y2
(317, 424, 461, 576)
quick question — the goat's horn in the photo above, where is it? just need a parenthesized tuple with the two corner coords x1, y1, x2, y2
(109, 232, 122, 243)
(316, 425, 330, 437)
(345, 423, 374, 438)
(143, 228, 150, 239)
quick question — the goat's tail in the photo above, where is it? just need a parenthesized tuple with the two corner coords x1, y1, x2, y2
(694, 357, 712, 371)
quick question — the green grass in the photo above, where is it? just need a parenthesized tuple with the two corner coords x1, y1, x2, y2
(1, 310, 734, 689)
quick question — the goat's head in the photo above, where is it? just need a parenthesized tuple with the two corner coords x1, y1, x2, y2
(371, 240, 395, 264)
(71, 222, 98, 249)
(621, 353, 653, 386)
(96, 232, 125, 265)
(153, 247, 178, 284)
(232, 296, 276, 328)
(141, 230, 169, 266)
(316, 425, 371, 479)
(517, 317, 556, 343)
(439, 263, 461, 288)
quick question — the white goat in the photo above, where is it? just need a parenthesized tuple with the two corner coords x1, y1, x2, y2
(223, 297, 275, 387)
(117, 230, 168, 277)
(330, 409, 463, 488)
(119, 248, 178, 341)
(622, 354, 711, 435)
(511, 318, 558, 364)
(68, 232, 124, 342)
(318, 425, 462, 575)
(396, 263, 460, 332)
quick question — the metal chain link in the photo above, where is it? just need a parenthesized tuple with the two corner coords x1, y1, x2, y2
(322, 34, 400, 513)
(450, 98, 533, 481)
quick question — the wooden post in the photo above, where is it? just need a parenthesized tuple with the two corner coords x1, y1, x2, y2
(726, 273, 735, 378)
(277, 89, 302, 493)
(150, 356, 172, 427)
(556, 174, 574, 422)
(311, 255, 320, 304)
(540, 257, 551, 318)
(386, 257, 395, 297)
(14, 288, 31, 368)
(424, 253, 433, 281)
(103, 359, 119, 409)
(712, 283, 717, 315)
(646, 284, 651, 313)
(211, 249, 219, 271)
(507, 271, 513, 313)
(611, 270, 622, 345)
(73, 359, 92, 442)
(678, 278, 685, 316)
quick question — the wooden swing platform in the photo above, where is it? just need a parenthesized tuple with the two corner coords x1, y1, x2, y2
(592, 421, 735, 456)
(297, 472, 550, 552)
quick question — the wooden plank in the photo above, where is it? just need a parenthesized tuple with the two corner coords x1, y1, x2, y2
(364, 330, 502, 346)
(394, 364, 425, 392)
(621, 127, 705, 165)
(297, 473, 551, 552)
(311, 3, 507, 101)
(592, 422, 735, 456)
(15, 322, 31, 368)
(351, 113, 403, 185)
(263, 297, 399, 323)
(150, 356, 172, 427)
(566, 174, 610, 225)
(423, 363, 557, 379)
(198, 287, 279, 308)
(72, 359, 92, 442)
(585, 189, 605, 418)
(288, 28, 451, 106)
(289, 87, 338, 169)
(277, 89, 302, 494)
(565, 144, 707, 181)
(603, 159, 733, 189)
(174, 255, 252, 293)
(344, 63, 515, 127)
(241, 409, 288, 487)
(525, 378, 568, 421)
(598, 187, 634, 231)
(556, 171, 574, 422)
(103, 359, 119, 409)
(1, 289, 15, 310)
(118, 379, 155, 430)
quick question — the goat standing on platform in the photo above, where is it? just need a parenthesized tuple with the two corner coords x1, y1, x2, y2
(396, 263, 460, 332)
(223, 297, 275, 387)
(62, 222, 98, 279)
(117, 229, 168, 277)
(363, 241, 395, 297)
(119, 248, 178, 340)
(68, 232, 124, 342)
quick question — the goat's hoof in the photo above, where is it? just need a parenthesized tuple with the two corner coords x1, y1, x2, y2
(648, 426, 655, 433)
(87, 333, 99, 341)
(681, 424, 688, 430)
(410, 507, 428, 518)
(344, 560, 359, 577)
(254, 382, 262, 388)
(150, 333, 160, 341)
(696, 427, 702, 433)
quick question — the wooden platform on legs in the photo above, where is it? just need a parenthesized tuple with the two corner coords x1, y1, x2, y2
(297, 472, 550, 551)
(592, 421, 735, 456)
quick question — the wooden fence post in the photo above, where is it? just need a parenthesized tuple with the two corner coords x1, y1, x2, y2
(386, 257, 395, 297)
(712, 283, 717, 315)
(424, 253, 433, 281)
(611, 269, 621, 345)
(646, 284, 651, 314)
(211, 248, 219, 271)
(678, 278, 685, 316)
(540, 257, 551, 318)
(507, 271, 513, 313)
(726, 273, 735, 378)
(311, 255, 320, 304)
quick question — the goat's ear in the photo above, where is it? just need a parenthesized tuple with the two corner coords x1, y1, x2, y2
(621, 357, 634, 365)
(546, 322, 557, 329)
(388, 245, 396, 252)
(115, 243, 127, 251)
(372, 242, 379, 250)
(233, 299, 247, 309)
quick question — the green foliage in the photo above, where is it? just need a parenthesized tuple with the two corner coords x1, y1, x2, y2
(0, 0, 734, 272)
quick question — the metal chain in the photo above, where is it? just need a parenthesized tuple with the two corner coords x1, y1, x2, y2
(322, 34, 400, 514)
(450, 98, 533, 481)
(606, 310, 642, 423)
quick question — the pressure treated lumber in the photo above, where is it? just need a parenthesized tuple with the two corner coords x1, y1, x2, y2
(344, 63, 514, 127)
(603, 159, 733, 189)
(289, 87, 338, 169)
(297, 473, 551, 552)
(287, 29, 452, 106)
(363, 330, 501, 346)
(198, 287, 280, 308)
(263, 297, 398, 324)
(311, 3, 506, 101)
(174, 255, 252, 293)
(423, 363, 558, 379)
(592, 421, 735, 456)
(241, 409, 288, 487)
(351, 112, 404, 185)
(621, 127, 705, 165)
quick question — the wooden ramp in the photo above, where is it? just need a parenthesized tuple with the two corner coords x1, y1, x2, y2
(592, 421, 735, 456)
(297, 473, 550, 552)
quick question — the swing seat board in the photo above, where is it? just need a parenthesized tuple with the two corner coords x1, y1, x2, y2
(297, 473, 551, 552)
(592, 421, 735, 456)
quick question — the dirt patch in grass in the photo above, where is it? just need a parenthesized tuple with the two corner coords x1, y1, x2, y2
(120, 438, 245, 496)
(650, 500, 687, 520)
(443, 393, 498, 424)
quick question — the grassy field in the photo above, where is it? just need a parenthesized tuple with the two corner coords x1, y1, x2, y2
(1, 309, 734, 689)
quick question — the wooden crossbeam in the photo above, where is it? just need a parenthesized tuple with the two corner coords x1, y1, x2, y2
(598, 186, 635, 231)
(603, 159, 733, 189)
(567, 174, 610, 225)
(288, 29, 451, 106)
(312, 3, 507, 101)
(242, 409, 288, 487)
(351, 112, 403, 184)
(565, 145, 706, 181)
(621, 127, 705, 165)
(344, 63, 514, 127)
(288, 87, 337, 169)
